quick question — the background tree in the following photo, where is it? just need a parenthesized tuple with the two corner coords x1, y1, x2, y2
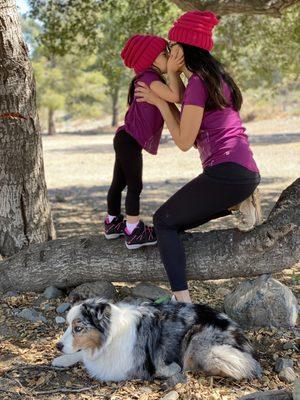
(29, 0, 180, 126)
(0, 0, 55, 257)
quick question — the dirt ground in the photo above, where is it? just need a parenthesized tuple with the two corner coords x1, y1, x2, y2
(0, 116, 299, 399)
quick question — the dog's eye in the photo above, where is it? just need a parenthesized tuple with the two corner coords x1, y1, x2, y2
(73, 326, 83, 333)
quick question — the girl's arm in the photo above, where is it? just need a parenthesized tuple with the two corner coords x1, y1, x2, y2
(149, 47, 185, 104)
(150, 72, 185, 104)
(136, 83, 203, 152)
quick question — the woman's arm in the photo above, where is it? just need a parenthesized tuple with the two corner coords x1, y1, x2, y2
(136, 82, 203, 152)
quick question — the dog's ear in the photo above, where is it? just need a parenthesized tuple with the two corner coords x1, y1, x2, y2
(81, 302, 111, 331)
(95, 303, 111, 321)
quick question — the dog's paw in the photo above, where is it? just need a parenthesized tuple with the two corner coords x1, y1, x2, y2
(52, 355, 72, 368)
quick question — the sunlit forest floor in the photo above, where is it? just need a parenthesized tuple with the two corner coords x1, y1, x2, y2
(1, 116, 299, 399)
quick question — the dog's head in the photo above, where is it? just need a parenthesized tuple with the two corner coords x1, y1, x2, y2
(56, 299, 112, 356)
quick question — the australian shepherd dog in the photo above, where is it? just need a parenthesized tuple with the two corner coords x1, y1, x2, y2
(52, 298, 262, 382)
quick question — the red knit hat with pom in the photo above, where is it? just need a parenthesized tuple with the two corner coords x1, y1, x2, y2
(168, 11, 219, 51)
(121, 35, 167, 74)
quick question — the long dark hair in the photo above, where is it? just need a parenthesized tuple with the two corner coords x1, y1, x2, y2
(127, 67, 166, 106)
(181, 43, 243, 111)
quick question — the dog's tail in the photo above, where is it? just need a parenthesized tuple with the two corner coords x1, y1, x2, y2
(201, 344, 262, 380)
(183, 326, 262, 380)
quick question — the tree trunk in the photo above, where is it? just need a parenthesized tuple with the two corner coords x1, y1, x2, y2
(0, 0, 56, 257)
(172, 0, 300, 16)
(111, 87, 119, 127)
(0, 178, 299, 294)
(48, 108, 56, 135)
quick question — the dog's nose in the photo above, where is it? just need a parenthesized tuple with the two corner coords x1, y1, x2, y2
(56, 342, 64, 352)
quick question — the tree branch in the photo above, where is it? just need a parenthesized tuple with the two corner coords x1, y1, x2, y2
(171, 0, 300, 16)
(0, 179, 299, 293)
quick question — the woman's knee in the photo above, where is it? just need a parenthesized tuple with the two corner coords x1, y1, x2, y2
(153, 206, 175, 231)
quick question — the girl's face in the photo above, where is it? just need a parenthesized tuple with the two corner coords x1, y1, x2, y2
(153, 50, 168, 74)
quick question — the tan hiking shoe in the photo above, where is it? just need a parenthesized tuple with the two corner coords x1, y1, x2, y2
(234, 188, 262, 231)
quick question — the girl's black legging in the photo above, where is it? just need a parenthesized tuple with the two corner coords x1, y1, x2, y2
(153, 162, 260, 292)
(107, 130, 143, 216)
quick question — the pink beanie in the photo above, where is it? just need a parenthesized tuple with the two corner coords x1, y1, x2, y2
(121, 35, 167, 74)
(168, 11, 219, 52)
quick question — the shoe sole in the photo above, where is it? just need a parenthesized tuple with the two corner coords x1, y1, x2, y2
(125, 241, 157, 250)
(105, 233, 124, 240)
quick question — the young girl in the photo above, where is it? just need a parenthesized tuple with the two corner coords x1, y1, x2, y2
(136, 11, 261, 302)
(105, 34, 185, 249)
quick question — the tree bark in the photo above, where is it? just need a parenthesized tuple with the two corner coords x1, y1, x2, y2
(172, 0, 300, 16)
(48, 108, 56, 135)
(0, 178, 299, 294)
(111, 87, 119, 127)
(0, 0, 56, 257)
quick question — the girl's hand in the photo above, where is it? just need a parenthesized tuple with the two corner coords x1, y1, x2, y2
(135, 82, 162, 106)
(167, 45, 184, 73)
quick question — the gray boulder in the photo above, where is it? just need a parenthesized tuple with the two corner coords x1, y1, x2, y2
(56, 303, 71, 314)
(275, 358, 293, 373)
(239, 389, 292, 400)
(18, 308, 47, 324)
(293, 378, 300, 400)
(224, 275, 298, 328)
(55, 316, 66, 325)
(132, 283, 170, 300)
(69, 281, 117, 302)
(43, 286, 63, 299)
(279, 367, 297, 384)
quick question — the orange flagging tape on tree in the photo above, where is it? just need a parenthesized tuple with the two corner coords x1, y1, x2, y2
(0, 113, 27, 120)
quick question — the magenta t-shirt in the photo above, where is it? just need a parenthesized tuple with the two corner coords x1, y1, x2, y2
(182, 74, 259, 172)
(117, 68, 164, 155)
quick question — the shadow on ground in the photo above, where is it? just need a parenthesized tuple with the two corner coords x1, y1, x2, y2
(48, 176, 287, 239)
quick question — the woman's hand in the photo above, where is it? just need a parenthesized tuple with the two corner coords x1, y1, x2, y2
(135, 82, 162, 106)
(167, 45, 184, 73)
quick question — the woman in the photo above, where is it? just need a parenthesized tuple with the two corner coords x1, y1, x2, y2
(135, 11, 261, 303)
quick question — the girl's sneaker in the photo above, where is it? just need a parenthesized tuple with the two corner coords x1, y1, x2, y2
(104, 215, 125, 239)
(125, 221, 157, 250)
(235, 188, 262, 231)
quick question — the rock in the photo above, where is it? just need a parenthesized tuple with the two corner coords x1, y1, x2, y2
(69, 281, 117, 302)
(215, 287, 231, 298)
(279, 367, 297, 384)
(55, 316, 66, 324)
(55, 193, 66, 203)
(140, 386, 152, 394)
(275, 358, 293, 373)
(43, 304, 53, 311)
(224, 275, 298, 328)
(162, 372, 188, 390)
(43, 286, 63, 299)
(56, 303, 71, 314)
(238, 389, 292, 399)
(120, 296, 150, 305)
(132, 283, 170, 301)
(18, 308, 47, 324)
(160, 390, 179, 400)
(3, 291, 18, 298)
(283, 342, 298, 351)
(293, 378, 300, 400)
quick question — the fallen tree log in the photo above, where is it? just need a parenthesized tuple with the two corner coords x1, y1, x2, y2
(172, 0, 300, 17)
(0, 179, 299, 293)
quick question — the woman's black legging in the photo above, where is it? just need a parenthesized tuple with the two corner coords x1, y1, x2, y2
(107, 130, 143, 216)
(153, 162, 260, 292)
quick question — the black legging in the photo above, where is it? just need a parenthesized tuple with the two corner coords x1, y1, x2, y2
(153, 163, 260, 292)
(107, 130, 143, 216)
